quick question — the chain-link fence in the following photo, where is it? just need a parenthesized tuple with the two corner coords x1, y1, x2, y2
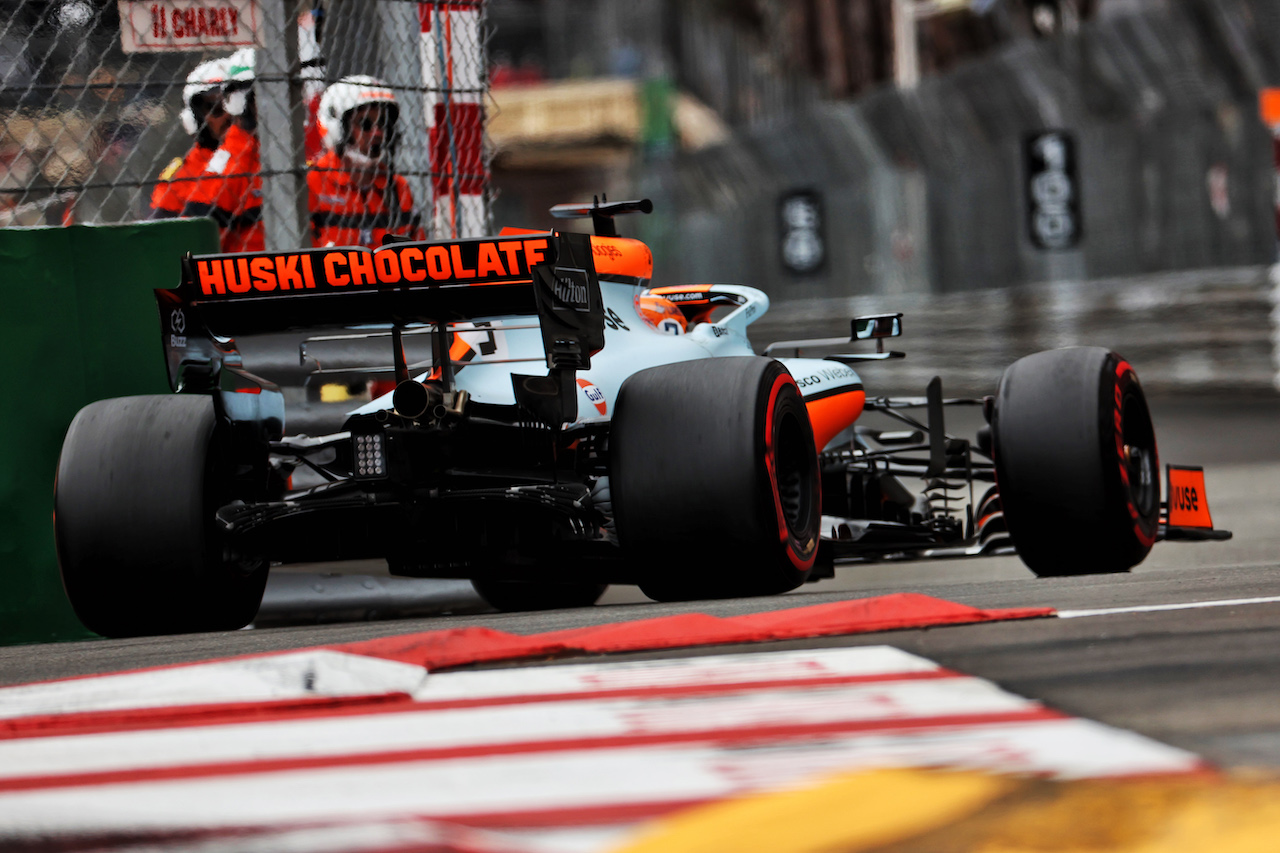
(0, 0, 490, 246)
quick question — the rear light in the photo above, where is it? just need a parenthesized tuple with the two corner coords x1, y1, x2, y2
(352, 432, 388, 479)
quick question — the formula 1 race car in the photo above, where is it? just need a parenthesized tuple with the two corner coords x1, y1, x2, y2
(53, 199, 1231, 636)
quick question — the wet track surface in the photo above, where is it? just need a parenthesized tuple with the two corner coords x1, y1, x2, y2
(3, 397, 1279, 771)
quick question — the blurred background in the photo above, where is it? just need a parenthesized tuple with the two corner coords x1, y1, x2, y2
(1, 0, 1278, 397)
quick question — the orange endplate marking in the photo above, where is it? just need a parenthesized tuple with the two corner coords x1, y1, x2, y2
(806, 390, 866, 452)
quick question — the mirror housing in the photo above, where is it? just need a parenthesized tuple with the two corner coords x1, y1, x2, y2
(852, 313, 903, 340)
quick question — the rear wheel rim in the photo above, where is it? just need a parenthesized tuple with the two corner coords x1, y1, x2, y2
(773, 408, 814, 537)
(1121, 389, 1158, 521)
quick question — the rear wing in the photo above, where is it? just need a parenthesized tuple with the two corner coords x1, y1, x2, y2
(155, 231, 605, 394)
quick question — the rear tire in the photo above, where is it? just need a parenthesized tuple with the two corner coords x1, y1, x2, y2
(470, 579, 607, 612)
(992, 347, 1159, 577)
(611, 357, 821, 601)
(55, 395, 269, 637)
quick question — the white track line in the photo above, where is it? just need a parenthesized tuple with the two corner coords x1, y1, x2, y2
(1059, 595, 1280, 619)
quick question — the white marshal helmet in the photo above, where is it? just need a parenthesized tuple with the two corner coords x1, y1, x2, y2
(179, 56, 231, 136)
(222, 47, 256, 117)
(317, 75, 399, 152)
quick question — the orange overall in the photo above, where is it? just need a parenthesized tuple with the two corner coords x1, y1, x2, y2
(184, 124, 264, 253)
(307, 149, 424, 248)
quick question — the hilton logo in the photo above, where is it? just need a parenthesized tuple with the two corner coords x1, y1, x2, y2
(553, 273, 589, 310)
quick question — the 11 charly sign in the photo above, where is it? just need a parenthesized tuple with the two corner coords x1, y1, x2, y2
(118, 0, 259, 52)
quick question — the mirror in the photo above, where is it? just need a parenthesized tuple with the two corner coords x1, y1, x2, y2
(852, 313, 902, 340)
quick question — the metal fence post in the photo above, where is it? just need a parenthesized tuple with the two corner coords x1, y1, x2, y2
(378, 0, 433, 241)
(892, 0, 919, 90)
(258, 0, 307, 251)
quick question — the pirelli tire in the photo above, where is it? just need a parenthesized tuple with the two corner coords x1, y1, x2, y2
(992, 347, 1159, 577)
(54, 395, 269, 637)
(610, 356, 821, 601)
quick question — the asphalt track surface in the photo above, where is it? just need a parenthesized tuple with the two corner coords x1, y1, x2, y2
(3, 397, 1279, 773)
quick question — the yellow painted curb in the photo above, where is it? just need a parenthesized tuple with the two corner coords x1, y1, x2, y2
(611, 768, 1015, 853)
(610, 769, 1280, 853)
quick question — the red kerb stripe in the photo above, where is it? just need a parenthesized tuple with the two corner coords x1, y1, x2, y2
(0, 670, 961, 742)
(417, 1, 482, 33)
(0, 707, 1065, 793)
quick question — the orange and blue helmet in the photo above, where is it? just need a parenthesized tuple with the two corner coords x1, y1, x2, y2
(636, 293, 687, 335)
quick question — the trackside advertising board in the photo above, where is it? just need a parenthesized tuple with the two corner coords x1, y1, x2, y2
(188, 237, 554, 299)
(0, 219, 219, 644)
(118, 0, 259, 52)
(171, 235, 571, 340)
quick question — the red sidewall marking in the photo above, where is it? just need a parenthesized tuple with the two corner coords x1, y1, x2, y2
(1114, 360, 1157, 548)
(763, 372, 816, 571)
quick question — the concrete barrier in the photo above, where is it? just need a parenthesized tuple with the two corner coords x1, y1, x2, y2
(0, 219, 220, 645)
(647, 4, 1277, 301)
(754, 265, 1279, 398)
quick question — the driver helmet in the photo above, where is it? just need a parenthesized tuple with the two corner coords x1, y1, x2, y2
(179, 56, 231, 136)
(636, 293, 687, 335)
(317, 75, 400, 161)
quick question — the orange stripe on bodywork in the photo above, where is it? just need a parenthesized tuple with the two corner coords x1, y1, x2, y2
(497, 229, 654, 281)
(428, 335, 476, 381)
(449, 335, 475, 363)
(589, 236, 653, 281)
(650, 285, 718, 324)
(805, 389, 867, 452)
(650, 285, 712, 298)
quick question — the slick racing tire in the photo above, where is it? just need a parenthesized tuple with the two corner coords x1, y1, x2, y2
(992, 347, 1159, 577)
(470, 579, 608, 612)
(611, 356, 821, 601)
(55, 395, 269, 637)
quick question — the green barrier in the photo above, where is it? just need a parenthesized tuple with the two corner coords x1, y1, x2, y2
(0, 219, 220, 645)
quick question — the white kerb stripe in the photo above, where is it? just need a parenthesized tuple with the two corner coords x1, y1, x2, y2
(0, 720, 1198, 837)
(0, 678, 1028, 780)
(0, 651, 427, 720)
(412, 645, 941, 702)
